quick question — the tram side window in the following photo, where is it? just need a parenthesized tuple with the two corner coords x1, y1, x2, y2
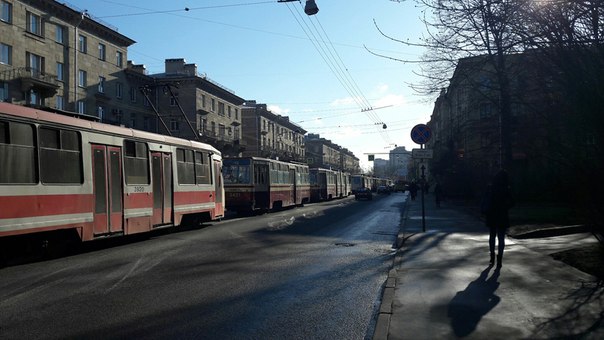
(271, 164, 278, 184)
(194, 151, 211, 184)
(124, 140, 149, 184)
(0, 120, 37, 184)
(281, 164, 288, 184)
(176, 148, 195, 184)
(39, 127, 82, 184)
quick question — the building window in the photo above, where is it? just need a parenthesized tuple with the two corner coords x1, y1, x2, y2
(218, 102, 225, 115)
(77, 100, 86, 114)
(235, 108, 238, 120)
(78, 35, 87, 53)
(211, 122, 216, 136)
(211, 98, 215, 112)
(97, 106, 104, 121)
(0, 82, 8, 101)
(55, 95, 64, 110)
(78, 70, 87, 87)
(98, 43, 106, 61)
(55, 24, 65, 44)
(201, 118, 207, 134)
(480, 103, 492, 119)
(26, 52, 44, 76)
(129, 87, 137, 102)
(56, 62, 63, 81)
(26, 12, 42, 36)
(228, 106, 231, 118)
(98, 76, 105, 93)
(116, 82, 123, 98)
(170, 119, 179, 131)
(116, 51, 123, 67)
(1, 1, 12, 23)
(201, 95, 206, 108)
(219, 124, 225, 137)
(170, 93, 178, 106)
(0, 43, 11, 65)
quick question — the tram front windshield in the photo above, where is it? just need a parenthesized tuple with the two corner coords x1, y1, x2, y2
(223, 163, 251, 184)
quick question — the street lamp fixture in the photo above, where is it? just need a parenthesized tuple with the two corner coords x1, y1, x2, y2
(304, 0, 319, 15)
(278, 0, 319, 16)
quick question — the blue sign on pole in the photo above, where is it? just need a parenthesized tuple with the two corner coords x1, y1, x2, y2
(410, 124, 432, 145)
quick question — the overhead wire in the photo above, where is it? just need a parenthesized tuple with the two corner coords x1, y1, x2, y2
(98, 1, 276, 18)
(97, 0, 399, 145)
(284, 1, 393, 145)
(284, 4, 367, 112)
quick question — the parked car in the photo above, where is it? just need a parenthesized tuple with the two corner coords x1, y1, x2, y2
(377, 185, 391, 195)
(355, 187, 373, 200)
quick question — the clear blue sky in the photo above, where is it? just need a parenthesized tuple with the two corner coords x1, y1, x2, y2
(73, 0, 434, 171)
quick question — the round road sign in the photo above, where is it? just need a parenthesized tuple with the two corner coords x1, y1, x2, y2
(410, 124, 432, 145)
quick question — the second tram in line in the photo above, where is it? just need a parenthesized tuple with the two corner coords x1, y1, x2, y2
(222, 157, 311, 213)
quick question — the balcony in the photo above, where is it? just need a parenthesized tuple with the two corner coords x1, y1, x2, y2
(198, 127, 245, 154)
(1, 67, 60, 98)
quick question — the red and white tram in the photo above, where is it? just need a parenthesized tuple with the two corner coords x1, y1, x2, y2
(309, 168, 341, 202)
(0, 102, 224, 242)
(222, 157, 310, 213)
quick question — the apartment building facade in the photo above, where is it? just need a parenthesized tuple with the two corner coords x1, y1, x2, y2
(426, 52, 593, 198)
(305, 133, 360, 173)
(0, 1, 366, 169)
(240, 101, 306, 162)
(145, 58, 246, 157)
(0, 0, 139, 121)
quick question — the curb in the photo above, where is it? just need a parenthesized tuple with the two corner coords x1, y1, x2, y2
(373, 198, 411, 340)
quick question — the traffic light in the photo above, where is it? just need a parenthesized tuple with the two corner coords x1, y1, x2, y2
(368, 155, 374, 161)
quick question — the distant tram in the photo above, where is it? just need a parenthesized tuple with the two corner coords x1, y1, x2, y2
(222, 157, 310, 213)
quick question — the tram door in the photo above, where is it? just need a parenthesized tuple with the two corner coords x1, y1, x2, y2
(213, 159, 224, 216)
(254, 163, 269, 209)
(289, 169, 296, 205)
(92, 145, 123, 235)
(152, 153, 173, 225)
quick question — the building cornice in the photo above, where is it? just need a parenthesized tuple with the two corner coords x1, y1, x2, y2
(25, 0, 136, 46)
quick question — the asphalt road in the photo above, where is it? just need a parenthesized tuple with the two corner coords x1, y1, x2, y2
(0, 192, 406, 340)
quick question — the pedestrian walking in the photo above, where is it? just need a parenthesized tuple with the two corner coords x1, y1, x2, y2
(409, 181, 418, 201)
(481, 170, 514, 267)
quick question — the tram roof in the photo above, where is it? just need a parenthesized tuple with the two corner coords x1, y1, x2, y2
(0, 103, 220, 155)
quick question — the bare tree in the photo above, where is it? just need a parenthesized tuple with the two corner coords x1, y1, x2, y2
(520, 0, 604, 233)
(372, 0, 531, 169)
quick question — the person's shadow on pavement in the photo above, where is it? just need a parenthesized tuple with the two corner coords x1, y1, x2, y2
(447, 265, 501, 337)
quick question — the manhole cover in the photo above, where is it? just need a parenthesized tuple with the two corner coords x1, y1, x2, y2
(334, 242, 355, 247)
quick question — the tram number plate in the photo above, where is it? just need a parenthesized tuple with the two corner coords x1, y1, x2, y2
(134, 186, 145, 193)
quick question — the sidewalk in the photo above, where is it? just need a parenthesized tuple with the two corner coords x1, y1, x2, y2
(374, 192, 604, 340)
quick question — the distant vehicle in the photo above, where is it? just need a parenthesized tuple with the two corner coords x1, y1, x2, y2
(394, 180, 407, 192)
(354, 187, 373, 200)
(377, 185, 391, 195)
